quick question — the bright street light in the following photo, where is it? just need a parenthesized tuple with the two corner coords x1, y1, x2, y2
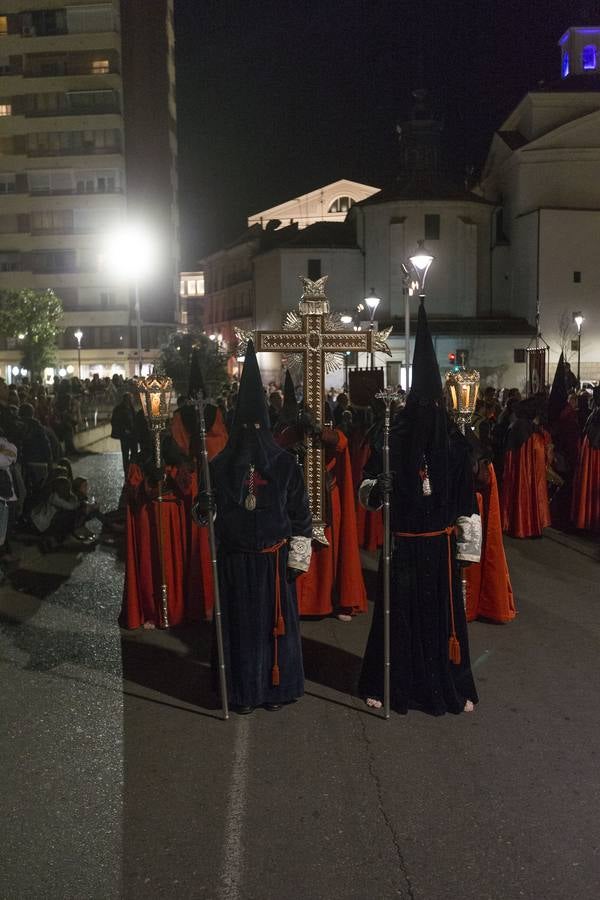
(102, 223, 156, 377)
(573, 311, 585, 382)
(364, 288, 381, 368)
(74, 329, 83, 378)
(409, 240, 435, 293)
(340, 315, 353, 325)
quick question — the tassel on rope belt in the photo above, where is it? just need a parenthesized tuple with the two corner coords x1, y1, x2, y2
(392, 526, 461, 665)
(259, 539, 287, 686)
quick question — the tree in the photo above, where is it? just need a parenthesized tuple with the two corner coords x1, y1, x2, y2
(158, 330, 228, 395)
(0, 289, 64, 379)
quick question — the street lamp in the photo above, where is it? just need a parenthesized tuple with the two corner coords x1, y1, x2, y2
(103, 223, 156, 377)
(74, 329, 83, 378)
(403, 241, 435, 390)
(573, 312, 584, 383)
(364, 288, 381, 369)
(340, 314, 353, 325)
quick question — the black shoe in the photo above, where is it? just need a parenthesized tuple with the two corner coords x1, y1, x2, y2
(235, 705, 255, 715)
(264, 703, 282, 712)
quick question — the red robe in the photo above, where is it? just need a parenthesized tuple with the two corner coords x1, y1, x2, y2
(295, 429, 368, 616)
(120, 463, 197, 628)
(171, 407, 229, 620)
(571, 436, 600, 532)
(465, 463, 516, 623)
(501, 430, 551, 538)
(354, 440, 384, 551)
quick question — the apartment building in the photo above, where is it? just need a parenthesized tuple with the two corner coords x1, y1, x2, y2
(0, 0, 179, 381)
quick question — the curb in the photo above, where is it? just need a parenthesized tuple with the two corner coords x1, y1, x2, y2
(543, 527, 600, 562)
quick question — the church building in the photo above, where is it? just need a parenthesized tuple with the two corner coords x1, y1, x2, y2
(201, 25, 600, 390)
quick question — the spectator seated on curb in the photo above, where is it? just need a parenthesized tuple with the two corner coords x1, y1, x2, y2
(30, 475, 96, 551)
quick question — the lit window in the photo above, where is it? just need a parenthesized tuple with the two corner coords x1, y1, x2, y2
(583, 45, 597, 70)
(562, 51, 569, 78)
(0, 103, 12, 116)
(328, 196, 354, 214)
(179, 278, 186, 295)
(0, 16, 7, 35)
(92, 59, 109, 75)
(188, 280, 197, 295)
(181, 311, 188, 325)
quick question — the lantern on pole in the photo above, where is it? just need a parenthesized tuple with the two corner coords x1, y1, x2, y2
(135, 372, 173, 628)
(445, 366, 480, 434)
(445, 365, 481, 612)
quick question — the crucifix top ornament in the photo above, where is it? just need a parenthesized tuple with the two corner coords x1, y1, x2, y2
(236, 275, 392, 543)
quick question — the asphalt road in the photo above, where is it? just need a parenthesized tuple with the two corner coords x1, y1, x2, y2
(1, 451, 599, 900)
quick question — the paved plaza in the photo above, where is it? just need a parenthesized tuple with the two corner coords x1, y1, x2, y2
(1, 452, 599, 899)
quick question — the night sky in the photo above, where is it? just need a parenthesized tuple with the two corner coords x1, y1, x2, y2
(174, 0, 584, 266)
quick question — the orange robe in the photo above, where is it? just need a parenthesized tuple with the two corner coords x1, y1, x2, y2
(501, 431, 551, 538)
(171, 407, 229, 620)
(120, 464, 195, 628)
(296, 429, 368, 616)
(465, 463, 516, 623)
(571, 436, 600, 532)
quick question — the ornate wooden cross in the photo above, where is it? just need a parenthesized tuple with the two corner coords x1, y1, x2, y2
(238, 276, 391, 543)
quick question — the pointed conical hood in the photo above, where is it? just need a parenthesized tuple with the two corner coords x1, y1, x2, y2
(410, 300, 442, 401)
(188, 347, 206, 399)
(547, 352, 568, 426)
(279, 369, 298, 425)
(231, 339, 270, 431)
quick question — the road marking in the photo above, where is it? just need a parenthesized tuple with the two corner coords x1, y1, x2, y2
(219, 717, 250, 900)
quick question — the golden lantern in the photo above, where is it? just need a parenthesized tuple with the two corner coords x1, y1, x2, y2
(445, 366, 481, 432)
(135, 373, 173, 428)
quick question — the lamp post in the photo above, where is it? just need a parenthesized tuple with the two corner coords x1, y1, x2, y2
(103, 224, 155, 377)
(364, 288, 381, 369)
(573, 312, 584, 383)
(74, 329, 83, 378)
(404, 241, 435, 390)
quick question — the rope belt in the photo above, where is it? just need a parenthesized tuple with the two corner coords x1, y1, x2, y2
(260, 539, 287, 686)
(392, 526, 461, 665)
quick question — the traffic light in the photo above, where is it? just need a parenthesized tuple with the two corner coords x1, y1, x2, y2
(448, 352, 456, 364)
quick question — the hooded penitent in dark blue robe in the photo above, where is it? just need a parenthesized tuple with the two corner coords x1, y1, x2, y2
(209, 341, 312, 709)
(358, 301, 481, 715)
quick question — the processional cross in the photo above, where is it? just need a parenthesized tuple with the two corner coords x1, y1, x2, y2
(237, 276, 391, 543)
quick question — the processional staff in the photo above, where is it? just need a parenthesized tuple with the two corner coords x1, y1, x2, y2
(189, 350, 229, 721)
(374, 387, 405, 720)
(135, 373, 174, 629)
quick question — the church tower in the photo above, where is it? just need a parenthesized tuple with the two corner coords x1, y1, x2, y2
(396, 89, 443, 174)
(559, 26, 600, 78)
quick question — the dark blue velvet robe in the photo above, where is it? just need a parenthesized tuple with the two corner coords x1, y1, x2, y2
(358, 423, 479, 715)
(211, 443, 312, 707)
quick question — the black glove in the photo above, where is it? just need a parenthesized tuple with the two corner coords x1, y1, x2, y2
(299, 409, 321, 436)
(376, 472, 394, 495)
(192, 491, 215, 524)
(287, 566, 303, 582)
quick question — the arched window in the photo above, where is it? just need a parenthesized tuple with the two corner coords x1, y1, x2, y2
(328, 195, 354, 214)
(562, 51, 570, 78)
(582, 45, 597, 70)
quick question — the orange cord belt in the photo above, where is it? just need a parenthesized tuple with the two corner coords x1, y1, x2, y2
(260, 539, 287, 686)
(392, 526, 461, 665)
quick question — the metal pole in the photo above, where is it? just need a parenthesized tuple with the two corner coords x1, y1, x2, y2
(577, 327, 582, 383)
(404, 284, 410, 391)
(135, 280, 143, 377)
(153, 426, 169, 629)
(375, 386, 398, 720)
(195, 394, 229, 720)
(77, 341, 81, 379)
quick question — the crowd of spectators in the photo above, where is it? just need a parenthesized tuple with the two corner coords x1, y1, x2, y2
(0, 372, 130, 571)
